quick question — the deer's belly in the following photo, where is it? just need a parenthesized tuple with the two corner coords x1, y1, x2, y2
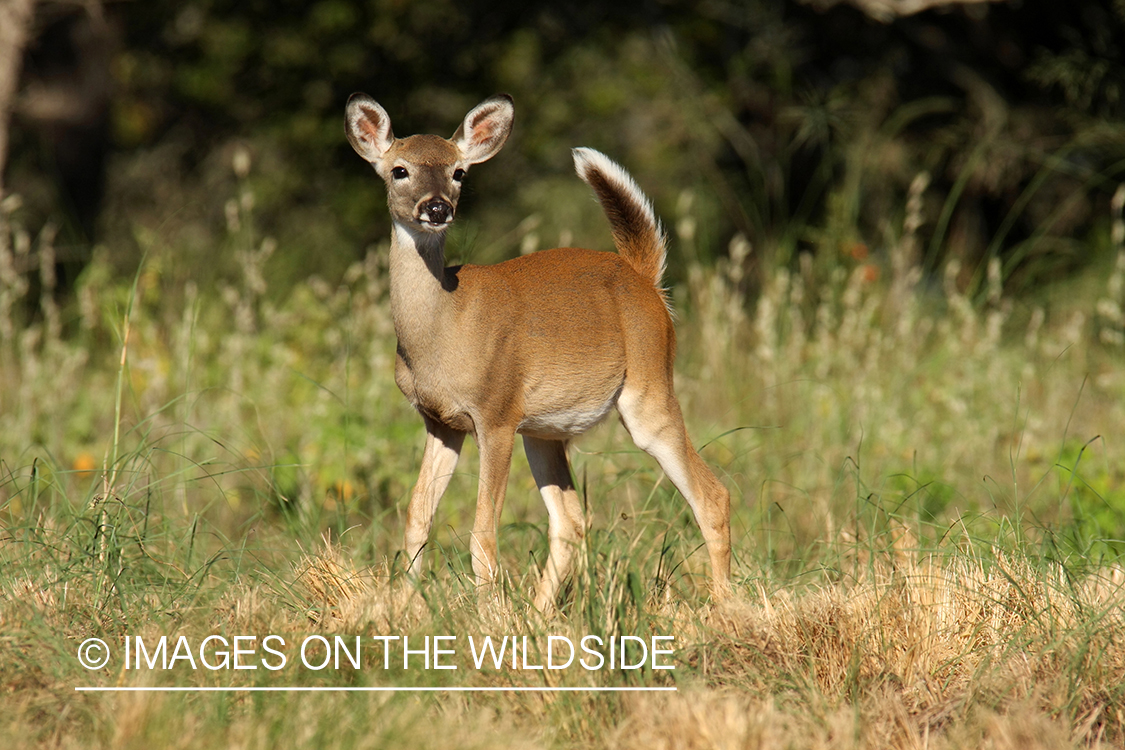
(517, 385, 621, 440)
(396, 348, 623, 439)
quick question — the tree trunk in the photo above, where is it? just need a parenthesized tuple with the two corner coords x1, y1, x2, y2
(0, 0, 37, 201)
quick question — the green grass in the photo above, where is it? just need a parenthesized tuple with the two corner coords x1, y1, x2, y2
(2, 181, 1125, 748)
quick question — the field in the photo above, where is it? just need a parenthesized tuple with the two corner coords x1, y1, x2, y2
(2, 174, 1125, 749)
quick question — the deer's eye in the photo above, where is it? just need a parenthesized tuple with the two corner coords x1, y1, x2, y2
(391, 166, 409, 179)
(452, 168, 465, 182)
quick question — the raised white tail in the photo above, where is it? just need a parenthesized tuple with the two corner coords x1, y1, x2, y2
(345, 93, 731, 610)
(572, 146, 668, 289)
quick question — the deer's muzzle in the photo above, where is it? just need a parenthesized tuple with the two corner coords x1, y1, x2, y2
(417, 199, 454, 227)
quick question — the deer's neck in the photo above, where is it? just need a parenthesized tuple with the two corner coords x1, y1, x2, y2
(389, 221, 454, 355)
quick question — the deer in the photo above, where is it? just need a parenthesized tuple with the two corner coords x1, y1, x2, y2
(344, 92, 731, 612)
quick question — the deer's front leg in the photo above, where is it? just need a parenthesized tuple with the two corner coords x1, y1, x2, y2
(469, 426, 516, 586)
(405, 416, 466, 577)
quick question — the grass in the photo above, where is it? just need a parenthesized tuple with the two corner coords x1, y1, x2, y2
(1, 171, 1125, 748)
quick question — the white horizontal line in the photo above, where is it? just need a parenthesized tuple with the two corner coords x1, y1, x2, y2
(75, 686, 676, 693)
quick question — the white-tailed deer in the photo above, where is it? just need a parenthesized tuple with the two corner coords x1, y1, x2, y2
(345, 92, 731, 611)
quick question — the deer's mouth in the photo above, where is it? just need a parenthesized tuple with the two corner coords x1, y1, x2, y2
(415, 217, 452, 231)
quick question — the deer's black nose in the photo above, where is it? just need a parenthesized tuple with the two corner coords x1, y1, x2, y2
(419, 199, 452, 225)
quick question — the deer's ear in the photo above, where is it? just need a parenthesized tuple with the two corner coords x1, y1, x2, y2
(346, 93, 394, 165)
(452, 94, 513, 165)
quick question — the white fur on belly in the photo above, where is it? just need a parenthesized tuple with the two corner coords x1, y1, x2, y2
(517, 396, 618, 440)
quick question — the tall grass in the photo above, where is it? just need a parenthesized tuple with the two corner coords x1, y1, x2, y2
(1, 154, 1124, 747)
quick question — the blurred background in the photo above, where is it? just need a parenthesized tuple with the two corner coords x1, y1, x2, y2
(2, 0, 1125, 547)
(2, 0, 1124, 301)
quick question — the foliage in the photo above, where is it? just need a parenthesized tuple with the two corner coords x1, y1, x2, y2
(4, 134, 1125, 745)
(8, 0, 1125, 297)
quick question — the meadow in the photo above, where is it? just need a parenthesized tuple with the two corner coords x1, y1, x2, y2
(1, 164, 1125, 749)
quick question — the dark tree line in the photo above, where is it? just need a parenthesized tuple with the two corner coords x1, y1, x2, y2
(4, 0, 1124, 296)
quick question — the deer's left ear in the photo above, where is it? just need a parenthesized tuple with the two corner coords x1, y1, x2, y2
(452, 94, 514, 165)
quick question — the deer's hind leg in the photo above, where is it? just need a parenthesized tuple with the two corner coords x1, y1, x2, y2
(616, 378, 731, 597)
(523, 436, 584, 613)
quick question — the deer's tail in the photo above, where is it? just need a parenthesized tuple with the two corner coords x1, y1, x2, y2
(573, 147, 667, 292)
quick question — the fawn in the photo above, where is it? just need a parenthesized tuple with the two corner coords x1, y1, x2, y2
(345, 93, 731, 611)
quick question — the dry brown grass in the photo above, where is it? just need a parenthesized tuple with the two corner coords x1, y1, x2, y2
(2, 520, 1124, 748)
(659, 553, 1125, 749)
(195, 541, 1125, 748)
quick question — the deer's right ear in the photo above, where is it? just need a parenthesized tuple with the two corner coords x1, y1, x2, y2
(346, 93, 394, 166)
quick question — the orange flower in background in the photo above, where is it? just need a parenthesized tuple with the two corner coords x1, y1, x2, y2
(848, 242, 869, 261)
(73, 453, 98, 479)
(861, 264, 880, 283)
(332, 479, 356, 503)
